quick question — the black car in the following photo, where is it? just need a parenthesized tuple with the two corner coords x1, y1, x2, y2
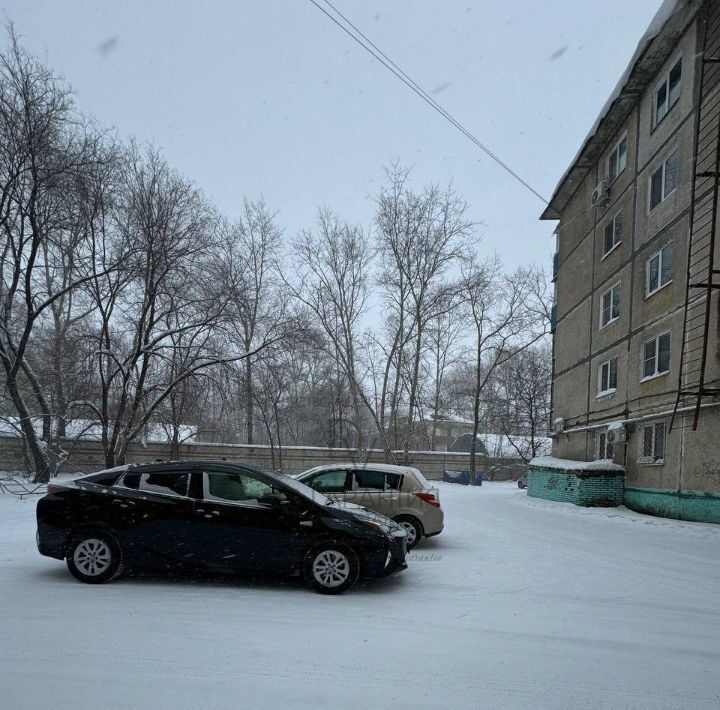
(36, 460, 408, 594)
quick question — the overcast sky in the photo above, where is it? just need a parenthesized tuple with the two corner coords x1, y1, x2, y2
(3, 0, 662, 272)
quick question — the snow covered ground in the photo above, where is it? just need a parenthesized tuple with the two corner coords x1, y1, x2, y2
(1, 482, 719, 710)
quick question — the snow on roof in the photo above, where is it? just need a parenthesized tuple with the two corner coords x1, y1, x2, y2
(529, 456, 625, 472)
(543, 0, 700, 218)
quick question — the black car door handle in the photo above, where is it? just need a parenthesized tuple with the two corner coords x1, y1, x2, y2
(195, 509, 220, 519)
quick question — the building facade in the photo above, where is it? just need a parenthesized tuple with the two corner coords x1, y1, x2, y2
(541, 0, 720, 522)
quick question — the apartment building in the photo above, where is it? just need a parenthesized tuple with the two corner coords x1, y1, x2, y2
(540, 0, 720, 522)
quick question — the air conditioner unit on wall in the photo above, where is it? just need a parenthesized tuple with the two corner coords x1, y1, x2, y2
(591, 180, 610, 208)
(606, 422, 627, 445)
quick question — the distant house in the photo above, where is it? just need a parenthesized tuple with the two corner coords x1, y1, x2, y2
(381, 413, 475, 452)
(449, 433, 551, 462)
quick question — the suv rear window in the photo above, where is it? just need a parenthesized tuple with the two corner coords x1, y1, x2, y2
(353, 470, 403, 491)
(82, 466, 129, 487)
(121, 471, 190, 497)
(385, 473, 402, 490)
(121, 472, 141, 490)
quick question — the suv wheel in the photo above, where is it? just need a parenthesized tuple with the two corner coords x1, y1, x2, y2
(66, 531, 123, 584)
(394, 515, 423, 550)
(303, 542, 360, 594)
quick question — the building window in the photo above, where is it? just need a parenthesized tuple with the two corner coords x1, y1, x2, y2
(607, 134, 627, 182)
(596, 430, 615, 460)
(638, 421, 666, 464)
(654, 58, 682, 126)
(646, 241, 675, 296)
(600, 282, 621, 328)
(641, 332, 671, 380)
(603, 211, 623, 256)
(649, 150, 679, 211)
(597, 357, 618, 397)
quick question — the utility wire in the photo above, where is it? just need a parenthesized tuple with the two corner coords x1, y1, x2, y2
(309, 0, 549, 205)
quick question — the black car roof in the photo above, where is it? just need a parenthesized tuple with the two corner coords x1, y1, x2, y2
(125, 460, 270, 476)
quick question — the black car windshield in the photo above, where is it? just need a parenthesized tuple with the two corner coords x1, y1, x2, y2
(265, 470, 332, 507)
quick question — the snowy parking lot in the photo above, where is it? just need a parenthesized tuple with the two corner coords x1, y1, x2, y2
(2, 481, 720, 710)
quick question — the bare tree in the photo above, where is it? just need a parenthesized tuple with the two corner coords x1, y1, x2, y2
(375, 163, 475, 460)
(80, 146, 234, 467)
(423, 308, 467, 450)
(289, 208, 373, 451)
(459, 256, 547, 477)
(493, 343, 552, 462)
(221, 199, 284, 444)
(0, 30, 119, 481)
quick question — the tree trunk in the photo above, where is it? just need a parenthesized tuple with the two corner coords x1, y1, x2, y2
(20, 361, 52, 443)
(5, 374, 51, 483)
(469, 336, 482, 478)
(245, 356, 254, 444)
(170, 425, 180, 460)
(404, 327, 423, 463)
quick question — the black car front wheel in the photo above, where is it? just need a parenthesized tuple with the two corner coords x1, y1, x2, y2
(303, 542, 360, 594)
(66, 531, 124, 584)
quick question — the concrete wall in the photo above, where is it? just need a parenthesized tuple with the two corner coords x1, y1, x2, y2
(527, 465, 625, 507)
(551, 15, 720, 511)
(0, 436, 525, 482)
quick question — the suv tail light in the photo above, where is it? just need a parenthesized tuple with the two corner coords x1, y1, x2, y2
(414, 491, 441, 508)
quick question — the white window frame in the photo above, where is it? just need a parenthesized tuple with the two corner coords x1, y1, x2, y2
(640, 331, 671, 382)
(599, 282, 621, 329)
(653, 55, 682, 127)
(596, 430, 615, 460)
(597, 356, 618, 398)
(201, 470, 274, 508)
(648, 149, 679, 213)
(602, 210, 623, 258)
(637, 421, 666, 465)
(645, 241, 674, 297)
(607, 132, 628, 183)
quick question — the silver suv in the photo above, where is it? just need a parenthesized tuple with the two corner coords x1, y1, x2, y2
(294, 463, 443, 548)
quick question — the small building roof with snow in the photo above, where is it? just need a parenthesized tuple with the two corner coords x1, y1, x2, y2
(541, 0, 702, 220)
(449, 432, 552, 459)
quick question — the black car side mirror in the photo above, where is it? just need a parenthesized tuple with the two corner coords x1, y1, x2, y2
(258, 492, 286, 508)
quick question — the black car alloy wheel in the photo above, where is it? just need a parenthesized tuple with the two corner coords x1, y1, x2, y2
(303, 542, 360, 594)
(66, 531, 124, 584)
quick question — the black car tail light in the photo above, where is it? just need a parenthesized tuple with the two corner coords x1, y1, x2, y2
(46, 483, 70, 495)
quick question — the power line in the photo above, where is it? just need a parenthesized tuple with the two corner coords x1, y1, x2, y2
(308, 0, 549, 205)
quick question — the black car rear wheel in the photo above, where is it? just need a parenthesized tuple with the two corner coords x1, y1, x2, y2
(303, 542, 360, 594)
(66, 531, 123, 584)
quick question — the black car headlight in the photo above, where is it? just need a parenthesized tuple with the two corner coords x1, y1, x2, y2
(362, 520, 393, 539)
